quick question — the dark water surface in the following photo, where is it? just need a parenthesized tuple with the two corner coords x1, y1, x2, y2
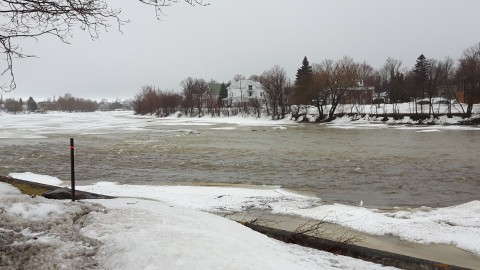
(1, 114, 479, 207)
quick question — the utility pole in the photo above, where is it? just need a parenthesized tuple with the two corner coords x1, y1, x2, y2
(70, 138, 75, 201)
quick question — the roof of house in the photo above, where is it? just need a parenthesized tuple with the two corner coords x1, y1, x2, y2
(207, 83, 223, 96)
(228, 80, 263, 90)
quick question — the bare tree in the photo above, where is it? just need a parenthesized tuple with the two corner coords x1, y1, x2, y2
(57, 93, 98, 112)
(4, 97, 23, 113)
(133, 86, 182, 116)
(436, 57, 457, 114)
(260, 65, 288, 119)
(309, 62, 331, 121)
(233, 74, 246, 81)
(382, 57, 406, 115)
(133, 86, 156, 115)
(456, 42, 480, 116)
(181, 77, 208, 116)
(425, 58, 442, 116)
(0, 0, 208, 92)
(248, 74, 261, 81)
(357, 61, 374, 84)
(369, 69, 387, 115)
(319, 56, 358, 121)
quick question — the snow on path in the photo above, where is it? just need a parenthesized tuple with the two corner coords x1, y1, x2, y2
(0, 182, 398, 270)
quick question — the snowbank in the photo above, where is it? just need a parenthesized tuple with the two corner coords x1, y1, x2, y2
(76, 181, 320, 213)
(74, 181, 480, 256)
(8, 172, 63, 186)
(326, 115, 480, 130)
(297, 102, 480, 128)
(0, 182, 398, 270)
(8, 173, 480, 256)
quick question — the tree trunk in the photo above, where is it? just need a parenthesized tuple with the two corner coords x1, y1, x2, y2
(466, 104, 473, 117)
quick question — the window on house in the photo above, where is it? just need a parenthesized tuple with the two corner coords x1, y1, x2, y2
(248, 85, 253, 90)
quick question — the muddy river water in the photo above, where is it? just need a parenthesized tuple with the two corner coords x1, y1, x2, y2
(1, 112, 479, 207)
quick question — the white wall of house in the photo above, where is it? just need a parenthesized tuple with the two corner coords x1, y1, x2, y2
(225, 80, 265, 106)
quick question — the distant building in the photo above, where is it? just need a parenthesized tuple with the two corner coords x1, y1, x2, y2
(98, 99, 133, 111)
(98, 99, 110, 111)
(224, 80, 266, 106)
(326, 80, 375, 105)
(204, 83, 223, 101)
(37, 101, 58, 111)
(456, 73, 480, 104)
(345, 80, 375, 104)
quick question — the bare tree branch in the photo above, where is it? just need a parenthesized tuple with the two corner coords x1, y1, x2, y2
(0, 0, 208, 92)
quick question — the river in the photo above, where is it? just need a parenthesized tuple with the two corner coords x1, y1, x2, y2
(1, 111, 479, 207)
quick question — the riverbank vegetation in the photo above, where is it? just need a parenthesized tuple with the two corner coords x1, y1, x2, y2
(2, 42, 479, 124)
(131, 42, 480, 122)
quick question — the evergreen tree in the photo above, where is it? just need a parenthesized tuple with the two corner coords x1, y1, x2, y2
(26, 96, 38, 111)
(293, 56, 313, 108)
(218, 82, 228, 102)
(413, 54, 430, 99)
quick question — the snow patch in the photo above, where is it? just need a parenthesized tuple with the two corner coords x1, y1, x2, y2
(8, 172, 63, 186)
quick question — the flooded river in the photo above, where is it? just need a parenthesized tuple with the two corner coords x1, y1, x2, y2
(1, 112, 479, 207)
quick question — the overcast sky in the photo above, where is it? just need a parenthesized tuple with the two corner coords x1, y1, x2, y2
(4, 0, 480, 101)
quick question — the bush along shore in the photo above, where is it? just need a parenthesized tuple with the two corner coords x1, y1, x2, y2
(294, 112, 480, 126)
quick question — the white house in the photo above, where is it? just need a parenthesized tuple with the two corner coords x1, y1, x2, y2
(224, 79, 266, 106)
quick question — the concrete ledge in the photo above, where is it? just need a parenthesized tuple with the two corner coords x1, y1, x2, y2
(243, 223, 471, 270)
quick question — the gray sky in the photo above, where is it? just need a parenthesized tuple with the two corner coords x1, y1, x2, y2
(5, 0, 480, 101)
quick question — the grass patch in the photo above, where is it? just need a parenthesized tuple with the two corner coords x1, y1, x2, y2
(10, 182, 49, 196)
(0, 177, 50, 196)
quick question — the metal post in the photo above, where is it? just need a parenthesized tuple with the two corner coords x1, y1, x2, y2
(70, 138, 75, 201)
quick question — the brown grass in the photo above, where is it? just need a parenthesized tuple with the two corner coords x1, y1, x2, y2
(0, 177, 50, 196)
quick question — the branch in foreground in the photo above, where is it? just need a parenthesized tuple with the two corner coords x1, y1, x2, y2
(0, 0, 209, 92)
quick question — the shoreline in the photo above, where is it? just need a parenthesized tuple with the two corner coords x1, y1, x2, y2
(3, 176, 480, 269)
(224, 210, 480, 270)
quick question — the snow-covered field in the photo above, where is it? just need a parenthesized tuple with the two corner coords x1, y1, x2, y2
(0, 181, 399, 270)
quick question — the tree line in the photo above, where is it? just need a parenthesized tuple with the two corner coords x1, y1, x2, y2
(133, 41, 480, 120)
(1, 94, 99, 113)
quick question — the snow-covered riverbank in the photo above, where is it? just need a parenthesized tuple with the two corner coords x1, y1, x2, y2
(7, 173, 480, 259)
(0, 181, 399, 270)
